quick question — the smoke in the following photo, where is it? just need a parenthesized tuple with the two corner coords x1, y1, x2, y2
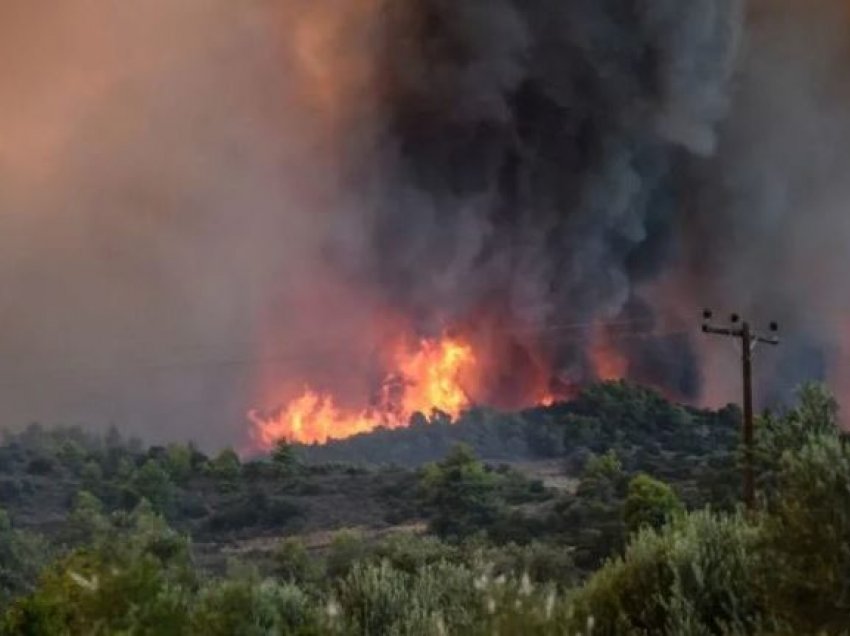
(342, 0, 744, 400)
(0, 0, 351, 447)
(2, 0, 850, 448)
(682, 0, 850, 409)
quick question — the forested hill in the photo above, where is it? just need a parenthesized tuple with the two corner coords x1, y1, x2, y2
(296, 382, 741, 468)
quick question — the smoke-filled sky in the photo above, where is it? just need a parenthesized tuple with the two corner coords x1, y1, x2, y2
(1, 0, 850, 449)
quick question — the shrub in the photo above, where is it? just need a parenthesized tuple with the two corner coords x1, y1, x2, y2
(568, 511, 772, 635)
(190, 578, 319, 636)
(325, 530, 368, 580)
(274, 538, 316, 584)
(623, 474, 683, 535)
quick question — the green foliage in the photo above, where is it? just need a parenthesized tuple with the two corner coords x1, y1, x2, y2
(272, 441, 301, 477)
(420, 444, 502, 540)
(569, 511, 770, 635)
(209, 449, 242, 489)
(371, 533, 458, 575)
(552, 450, 629, 569)
(0, 508, 49, 607)
(623, 474, 683, 535)
(274, 538, 317, 585)
(61, 491, 109, 547)
(164, 444, 193, 484)
(1, 504, 192, 635)
(325, 530, 368, 580)
(190, 577, 319, 636)
(759, 419, 850, 632)
(584, 450, 623, 482)
(133, 459, 174, 512)
(80, 460, 103, 489)
(5, 383, 850, 634)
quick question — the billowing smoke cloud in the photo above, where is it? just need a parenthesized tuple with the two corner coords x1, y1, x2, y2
(1, 0, 849, 449)
(339, 0, 743, 401)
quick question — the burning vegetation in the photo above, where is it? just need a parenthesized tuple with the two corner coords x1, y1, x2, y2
(249, 333, 477, 446)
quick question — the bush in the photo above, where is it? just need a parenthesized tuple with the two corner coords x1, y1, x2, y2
(190, 578, 319, 636)
(761, 431, 850, 633)
(325, 530, 368, 580)
(420, 445, 502, 541)
(623, 474, 683, 535)
(568, 511, 772, 635)
(274, 538, 317, 585)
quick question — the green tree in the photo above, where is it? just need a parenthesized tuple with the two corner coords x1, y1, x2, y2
(61, 491, 109, 548)
(164, 444, 193, 484)
(57, 440, 87, 475)
(2, 508, 192, 635)
(133, 459, 174, 512)
(420, 444, 501, 540)
(0, 508, 49, 607)
(80, 460, 103, 491)
(623, 474, 683, 535)
(271, 440, 300, 477)
(762, 430, 850, 632)
(210, 449, 242, 489)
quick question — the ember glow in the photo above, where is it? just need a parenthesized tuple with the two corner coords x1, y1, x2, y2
(248, 333, 477, 447)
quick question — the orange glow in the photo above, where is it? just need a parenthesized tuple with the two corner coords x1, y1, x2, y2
(589, 324, 629, 381)
(284, 0, 379, 125)
(249, 334, 477, 448)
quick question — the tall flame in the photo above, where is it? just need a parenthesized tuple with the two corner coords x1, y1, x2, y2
(249, 334, 476, 448)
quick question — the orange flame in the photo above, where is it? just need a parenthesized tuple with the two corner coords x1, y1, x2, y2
(249, 334, 476, 448)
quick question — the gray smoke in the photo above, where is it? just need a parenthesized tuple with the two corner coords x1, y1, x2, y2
(2, 0, 849, 449)
(682, 0, 850, 409)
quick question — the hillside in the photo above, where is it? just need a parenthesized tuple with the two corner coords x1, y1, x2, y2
(0, 383, 741, 553)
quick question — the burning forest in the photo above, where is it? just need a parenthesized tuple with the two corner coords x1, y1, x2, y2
(3, 0, 850, 450)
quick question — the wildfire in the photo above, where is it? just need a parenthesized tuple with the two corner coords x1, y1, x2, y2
(589, 323, 630, 381)
(249, 334, 476, 448)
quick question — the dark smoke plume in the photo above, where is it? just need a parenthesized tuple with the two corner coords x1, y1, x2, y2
(341, 0, 743, 400)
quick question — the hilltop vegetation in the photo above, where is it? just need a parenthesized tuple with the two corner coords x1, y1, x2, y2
(0, 382, 847, 633)
(298, 382, 741, 469)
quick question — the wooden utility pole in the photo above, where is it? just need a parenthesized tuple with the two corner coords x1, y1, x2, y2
(702, 310, 779, 510)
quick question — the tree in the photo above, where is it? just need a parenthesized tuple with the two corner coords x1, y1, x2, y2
(762, 428, 850, 632)
(0, 508, 49, 607)
(210, 449, 242, 487)
(420, 444, 502, 540)
(623, 474, 683, 535)
(61, 491, 109, 548)
(271, 440, 300, 477)
(133, 460, 173, 512)
(80, 460, 103, 491)
(164, 444, 193, 484)
(1, 504, 192, 635)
